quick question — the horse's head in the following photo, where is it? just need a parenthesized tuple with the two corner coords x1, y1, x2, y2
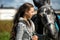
(37, 5, 54, 23)
(37, 5, 58, 39)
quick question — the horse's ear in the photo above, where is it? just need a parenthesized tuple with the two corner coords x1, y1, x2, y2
(33, 0, 39, 8)
(45, 0, 50, 4)
(33, 0, 45, 8)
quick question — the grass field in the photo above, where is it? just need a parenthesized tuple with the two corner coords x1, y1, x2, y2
(0, 20, 13, 40)
(0, 32, 10, 40)
(0, 20, 13, 32)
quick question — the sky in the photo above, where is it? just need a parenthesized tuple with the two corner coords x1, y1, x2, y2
(0, 0, 60, 10)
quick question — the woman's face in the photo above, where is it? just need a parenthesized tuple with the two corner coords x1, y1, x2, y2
(26, 7, 35, 19)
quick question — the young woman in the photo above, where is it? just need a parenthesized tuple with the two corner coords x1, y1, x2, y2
(10, 3, 38, 40)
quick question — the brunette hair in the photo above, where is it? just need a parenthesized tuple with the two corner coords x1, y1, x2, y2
(14, 3, 34, 25)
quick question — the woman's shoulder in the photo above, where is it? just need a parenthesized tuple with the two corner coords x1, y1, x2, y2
(18, 17, 27, 27)
(19, 17, 29, 25)
(18, 22, 26, 26)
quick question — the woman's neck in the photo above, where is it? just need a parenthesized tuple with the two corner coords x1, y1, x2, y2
(23, 15, 29, 21)
(23, 16, 31, 26)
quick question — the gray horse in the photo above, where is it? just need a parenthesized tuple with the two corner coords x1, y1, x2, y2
(32, 0, 59, 40)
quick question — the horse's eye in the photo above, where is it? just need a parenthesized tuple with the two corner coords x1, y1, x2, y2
(45, 10, 51, 14)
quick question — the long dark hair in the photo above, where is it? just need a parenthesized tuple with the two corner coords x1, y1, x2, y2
(14, 3, 34, 26)
(10, 3, 34, 40)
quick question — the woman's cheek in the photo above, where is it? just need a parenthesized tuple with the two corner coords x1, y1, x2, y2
(31, 13, 33, 16)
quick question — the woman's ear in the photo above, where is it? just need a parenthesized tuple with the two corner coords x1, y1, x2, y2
(25, 10, 29, 15)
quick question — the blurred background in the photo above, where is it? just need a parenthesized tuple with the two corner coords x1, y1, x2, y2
(0, 0, 60, 40)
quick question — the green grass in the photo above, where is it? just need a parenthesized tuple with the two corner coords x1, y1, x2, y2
(0, 32, 10, 40)
(0, 20, 13, 40)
